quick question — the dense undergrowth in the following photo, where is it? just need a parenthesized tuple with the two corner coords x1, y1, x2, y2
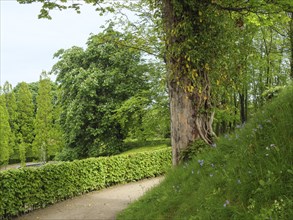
(118, 85, 293, 219)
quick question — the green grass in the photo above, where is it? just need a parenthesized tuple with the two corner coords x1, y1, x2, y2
(118, 85, 293, 220)
(121, 139, 171, 155)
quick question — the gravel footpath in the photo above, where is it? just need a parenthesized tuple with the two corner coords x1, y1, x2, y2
(15, 177, 164, 220)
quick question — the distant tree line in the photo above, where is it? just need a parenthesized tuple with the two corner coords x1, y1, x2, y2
(0, 76, 65, 166)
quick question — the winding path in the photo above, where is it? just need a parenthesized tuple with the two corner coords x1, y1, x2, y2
(15, 177, 163, 220)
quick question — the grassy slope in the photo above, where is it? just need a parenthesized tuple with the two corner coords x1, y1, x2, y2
(118, 86, 293, 220)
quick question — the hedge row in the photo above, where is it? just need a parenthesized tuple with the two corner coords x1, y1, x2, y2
(0, 148, 172, 219)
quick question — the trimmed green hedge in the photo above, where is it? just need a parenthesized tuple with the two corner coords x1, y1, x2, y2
(0, 149, 171, 218)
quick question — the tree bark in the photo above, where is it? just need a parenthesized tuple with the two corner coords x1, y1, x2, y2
(168, 79, 199, 165)
(161, 0, 216, 165)
(168, 73, 214, 165)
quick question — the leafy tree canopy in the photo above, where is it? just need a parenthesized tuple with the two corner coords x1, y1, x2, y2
(51, 27, 161, 158)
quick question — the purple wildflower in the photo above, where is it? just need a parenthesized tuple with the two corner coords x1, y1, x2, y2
(198, 159, 204, 167)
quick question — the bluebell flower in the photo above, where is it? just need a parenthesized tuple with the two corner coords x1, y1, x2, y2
(211, 143, 217, 148)
(198, 159, 204, 167)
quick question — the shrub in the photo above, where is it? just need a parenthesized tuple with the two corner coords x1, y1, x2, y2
(0, 148, 171, 219)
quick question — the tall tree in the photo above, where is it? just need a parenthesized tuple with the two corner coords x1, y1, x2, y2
(3, 81, 18, 156)
(15, 82, 35, 162)
(0, 92, 12, 165)
(32, 72, 54, 162)
(50, 87, 65, 157)
(160, 0, 236, 164)
(51, 28, 152, 158)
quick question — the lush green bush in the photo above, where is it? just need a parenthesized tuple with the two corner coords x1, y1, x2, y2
(118, 85, 293, 219)
(0, 148, 171, 218)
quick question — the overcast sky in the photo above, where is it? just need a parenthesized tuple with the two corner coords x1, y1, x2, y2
(1, 0, 111, 87)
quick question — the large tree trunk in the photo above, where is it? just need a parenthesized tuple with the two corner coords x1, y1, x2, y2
(168, 75, 214, 165)
(162, 0, 215, 165)
(168, 79, 198, 165)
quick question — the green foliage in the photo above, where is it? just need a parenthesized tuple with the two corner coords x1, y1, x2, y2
(114, 90, 170, 140)
(1, 81, 63, 164)
(54, 147, 79, 162)
(51, 27, 164, 158)
(114, 92, 151, 140)
(0, 148, 171, 218)
(3, 82, 18, 154)
(18, 141, 26, 168)
(118, 85, 293, 219)
(15, 82, 35, 162)
(0, 94, 12, 165)
(262, 86, 285, 100)
(33, 73, 61, 162)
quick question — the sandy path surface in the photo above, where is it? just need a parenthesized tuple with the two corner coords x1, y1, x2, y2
(15, 177, 164, 220)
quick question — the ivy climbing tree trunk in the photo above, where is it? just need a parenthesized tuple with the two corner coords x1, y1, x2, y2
(162, 0, 215, 165)
(168, 74, 214, 165)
